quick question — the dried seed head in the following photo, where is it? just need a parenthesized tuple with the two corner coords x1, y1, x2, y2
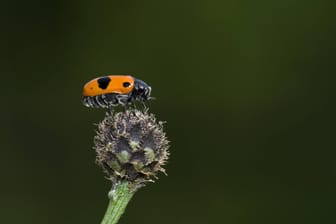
(94, 109, 170, 188)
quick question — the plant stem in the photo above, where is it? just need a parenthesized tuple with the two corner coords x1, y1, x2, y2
(101, 181, 135, 224)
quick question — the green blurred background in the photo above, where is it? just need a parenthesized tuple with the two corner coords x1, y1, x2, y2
(2, 0, 335, 223)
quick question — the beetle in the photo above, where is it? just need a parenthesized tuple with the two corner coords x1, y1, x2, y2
(82, 75, 151, 108)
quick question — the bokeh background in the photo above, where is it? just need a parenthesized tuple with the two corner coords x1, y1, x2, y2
(2, 1, 335, 223)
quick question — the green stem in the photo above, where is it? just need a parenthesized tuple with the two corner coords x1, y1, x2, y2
(101, 181, 135, 224)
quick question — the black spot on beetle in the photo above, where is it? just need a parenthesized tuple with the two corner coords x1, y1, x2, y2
(97, 77, 111, 89)
(123, 82, 131, 88)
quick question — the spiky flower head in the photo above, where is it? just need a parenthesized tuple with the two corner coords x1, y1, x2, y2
(94, 109, 169, 189)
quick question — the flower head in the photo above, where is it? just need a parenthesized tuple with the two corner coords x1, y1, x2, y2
(94, 109, 169, 189)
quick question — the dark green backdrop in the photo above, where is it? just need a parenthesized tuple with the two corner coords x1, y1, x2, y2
(2, 1, 335, 223)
